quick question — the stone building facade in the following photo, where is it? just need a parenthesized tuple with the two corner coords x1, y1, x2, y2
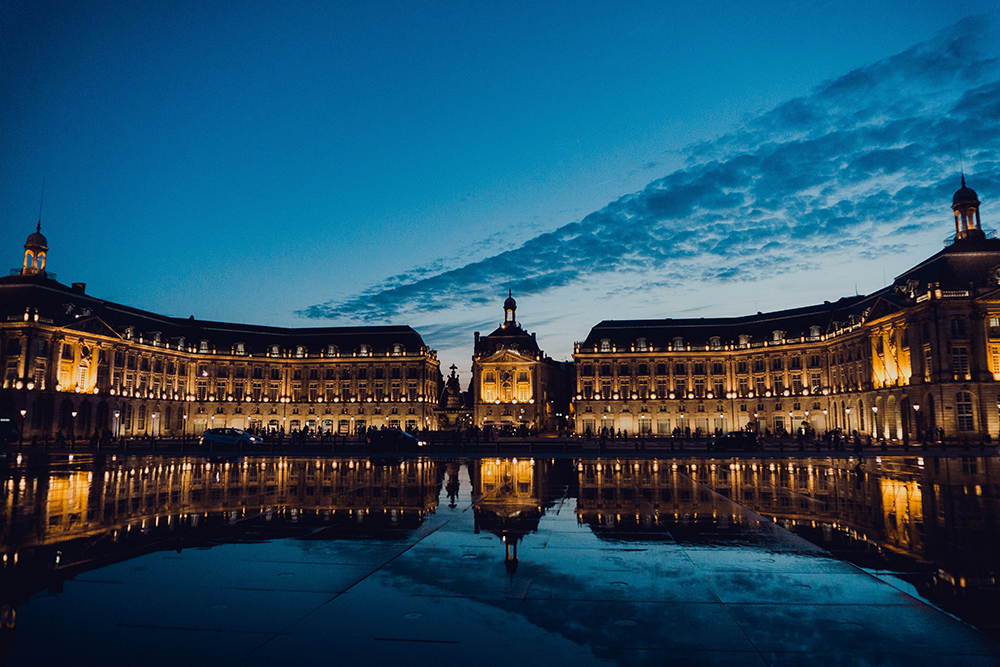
(571, 179, 1000, 443)
(0, 228, 441, 442)
(471, 293, 573, 433)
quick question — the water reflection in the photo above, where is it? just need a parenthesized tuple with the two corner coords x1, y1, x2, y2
(2, 453, 999, 648)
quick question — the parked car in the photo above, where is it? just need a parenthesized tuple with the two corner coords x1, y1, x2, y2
(365, 429, 427, 453)
(706, 431, 759, 452)
(198, 428, 263, 450)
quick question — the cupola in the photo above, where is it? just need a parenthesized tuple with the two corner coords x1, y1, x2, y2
(952, 175, 984, 242)
(21, 221, 48, 276)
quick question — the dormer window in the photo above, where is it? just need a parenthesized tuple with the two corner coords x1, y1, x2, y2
(672, 337, 684, 351)
(270, 345, 280, 357)
(709, 336, 722, 350)
(327, 344, 338, 356)
(152, 332, 162, 345)
(599, 338, 611, 352)
(295, 346, 305, 358)
(772, 330, 784, 342)
(199, 340, 209, 353)
(235, 342, 246, 356)
(809, 326, 821, 340)
(739, 334, 750, 348)
(392, 344, 402, 356)
(126, 327, 135, 340)
(360, 344, 370, 356)
(636, 338, 648, 352)
(178, 337, 185, 349)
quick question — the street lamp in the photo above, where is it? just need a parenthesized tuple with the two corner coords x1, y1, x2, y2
(152, 412, 159, 439)
(18, 409, 26, 449)
(182, 413, 188, 442)
(70, 410, 78, 445)
(113, 410, 120, 440)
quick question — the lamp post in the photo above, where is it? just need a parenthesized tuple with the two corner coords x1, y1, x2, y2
(70, 410, 78, 447)
(845, 407, 851, 433)
(113, 410, 120, 441)
(18, 409, 26, 450)
(912, 404, 921, 446)
(182, 413, 188, 445)
(152, 412, 159, 439)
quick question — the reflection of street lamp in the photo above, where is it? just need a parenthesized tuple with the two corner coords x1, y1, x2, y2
(19, 409, 26, 449)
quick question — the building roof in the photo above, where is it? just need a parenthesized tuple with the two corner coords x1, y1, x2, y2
(0, 274, 432, 357)
(475, 323, 542, 356)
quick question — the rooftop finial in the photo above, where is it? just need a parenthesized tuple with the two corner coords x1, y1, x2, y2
(37, 177, 44, 232)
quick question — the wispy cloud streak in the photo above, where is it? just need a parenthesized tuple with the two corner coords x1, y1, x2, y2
(300, 18, 1000, 323)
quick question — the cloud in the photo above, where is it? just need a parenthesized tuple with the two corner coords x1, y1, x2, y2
(299, 17, 1000, 324)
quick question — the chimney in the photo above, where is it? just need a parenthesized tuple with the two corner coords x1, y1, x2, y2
(71, 283, 86, 294)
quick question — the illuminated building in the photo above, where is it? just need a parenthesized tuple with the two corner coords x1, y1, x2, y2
(471, 292, 573, 433)
(572, 179, 1000, 443)
(0, 229, 441, 440)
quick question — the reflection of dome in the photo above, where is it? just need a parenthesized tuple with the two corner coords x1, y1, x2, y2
(953, 177, 979, 206)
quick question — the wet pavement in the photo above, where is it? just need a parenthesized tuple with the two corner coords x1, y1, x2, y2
(2, 453, 999, 666)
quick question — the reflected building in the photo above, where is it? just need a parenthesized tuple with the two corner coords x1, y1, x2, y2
(470, 457, 556, 574)
(574, 455, 1000, 596)
(1, 455, 443, 567)
(572, 180, 1000, 444)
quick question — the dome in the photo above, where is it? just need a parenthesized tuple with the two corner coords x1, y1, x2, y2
(504, 293, 516, 311)
(25, 223, 47, 249)
(953, 176, 979, 206)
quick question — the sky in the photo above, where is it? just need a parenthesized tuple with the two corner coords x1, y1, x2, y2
(2, 1, 999, 383)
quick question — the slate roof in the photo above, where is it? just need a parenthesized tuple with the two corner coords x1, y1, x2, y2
(0, 273, 430, 356)
(580, 233, 1000, 351)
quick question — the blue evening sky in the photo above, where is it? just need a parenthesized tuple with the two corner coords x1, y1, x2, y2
(2, 1, 998, 380)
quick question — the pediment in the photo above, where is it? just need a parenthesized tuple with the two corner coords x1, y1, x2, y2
(865, 297, 903, 322)
(62, 316, 123, 340)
